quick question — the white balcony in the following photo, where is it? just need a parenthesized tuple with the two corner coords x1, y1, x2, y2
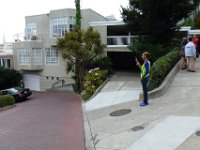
(13, 33, 42, 42)
(107, 36, 137, 47)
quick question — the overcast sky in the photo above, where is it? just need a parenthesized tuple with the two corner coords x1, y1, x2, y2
(0, 0, 128, 43)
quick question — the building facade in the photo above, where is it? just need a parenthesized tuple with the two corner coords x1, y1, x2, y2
(13, 9, 107, 91)
(90, 21, 137, 71)
(0, 43, 14, 69)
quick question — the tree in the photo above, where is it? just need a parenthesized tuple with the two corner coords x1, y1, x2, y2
(0, 67, 22, 90)
(193, 0, 200, 10)
(194, 12, 200, 28)
(57, 27, 105, 93)
(58, 0, 104, 93)
(121, 0, 195, 44)
(75, 0, 82, 30)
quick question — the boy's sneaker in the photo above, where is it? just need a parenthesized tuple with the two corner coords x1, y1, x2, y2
(140, 102, 149, 107)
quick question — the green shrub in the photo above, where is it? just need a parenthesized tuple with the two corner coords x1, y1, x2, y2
(81, 93, 93, 101)
(148, 50, 180, 91)
(0, 95, 15, 107)
(0, 67, 22, 90)
(87, 57, 113, 75)
(183, 18, 192, 26)
(84, 69, 108, 95)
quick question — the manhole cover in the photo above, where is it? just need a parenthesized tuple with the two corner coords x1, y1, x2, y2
(196, 131, 200, 136)
(132, 126, 144, 131)
(110, 109, 131, 116)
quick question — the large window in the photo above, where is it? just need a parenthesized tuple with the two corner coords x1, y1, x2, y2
(32, 48, 42, 65)
(69, 16, 76, 31)
(18, 48, 31, 65)
(45, 47, 59, 64)
(51, 17, 68, 37)
(26, 23, 37, 40)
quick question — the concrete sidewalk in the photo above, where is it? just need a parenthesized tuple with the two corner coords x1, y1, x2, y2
(85, 72, 141, 111)
(84, 60, 200, 150)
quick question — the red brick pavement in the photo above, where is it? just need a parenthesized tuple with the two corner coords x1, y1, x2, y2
(0, 93, 85, 150)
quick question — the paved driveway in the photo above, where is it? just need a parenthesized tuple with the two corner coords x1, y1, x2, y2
(85, 72, 141, 111)
(0, 93, 85, 150)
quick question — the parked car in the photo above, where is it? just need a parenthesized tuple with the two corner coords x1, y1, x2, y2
(0, 87, 32, 102)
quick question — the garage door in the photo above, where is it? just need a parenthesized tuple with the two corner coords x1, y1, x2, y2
(23, 74, 40, 91)
(107, 52, 139, 71)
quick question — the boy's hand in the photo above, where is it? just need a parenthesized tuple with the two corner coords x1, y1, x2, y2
(135, 58, 140, 66)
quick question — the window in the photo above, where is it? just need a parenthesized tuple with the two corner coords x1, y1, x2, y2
(51, 17, 68, 37)
(18, 48, 31, 65)
(32, 48, 42, 65)
(26, 23, 37, 40)
(45, 47, 59, 64)
(107, 38, 118, 45)
(0, 59, 2, 67)
(69, 16, 76, 31)
(0, 59, 11, 68)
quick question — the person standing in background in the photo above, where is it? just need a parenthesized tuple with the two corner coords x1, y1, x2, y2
(185, 37, 196, 72)
(20, 80, 25, 88)
(136, 52, 151, 107)
(193, 35, 199, 48)
(180, 37, 187, 70)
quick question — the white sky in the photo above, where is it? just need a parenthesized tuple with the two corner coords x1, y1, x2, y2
(0, 0, 128, 43)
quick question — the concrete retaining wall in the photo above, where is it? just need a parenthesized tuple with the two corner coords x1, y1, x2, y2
(139, 60, 181, 101)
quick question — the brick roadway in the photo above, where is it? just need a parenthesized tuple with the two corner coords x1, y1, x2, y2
(0, 93, 85, 150)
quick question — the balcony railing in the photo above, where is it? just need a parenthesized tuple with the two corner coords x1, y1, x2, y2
(107, 36, 138, 47)
(13, 33, 42, 42)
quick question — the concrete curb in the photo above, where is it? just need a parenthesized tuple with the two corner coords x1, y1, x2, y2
(88, 78, 110, 101)
(0, 104, 16, 112)
(33, 90, 75, 94)
(81, 78, 111, 150)
(139, 60, 181, 101)
(81, 103, 96, 150)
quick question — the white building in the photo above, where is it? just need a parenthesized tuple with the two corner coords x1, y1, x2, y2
(0, 43, 13, 69)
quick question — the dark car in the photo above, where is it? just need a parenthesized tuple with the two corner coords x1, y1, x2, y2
(0, 87, 32, 102)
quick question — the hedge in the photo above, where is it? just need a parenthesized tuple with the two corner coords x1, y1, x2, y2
(0, 95, 15, 108)
(148, 49, 180, 91)
(0, 67, 22, 90)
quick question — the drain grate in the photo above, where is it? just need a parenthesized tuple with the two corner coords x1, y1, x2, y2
(132, 126, 144, 131)
(110, 109, 131, 117)
(196, 131, 200, 136)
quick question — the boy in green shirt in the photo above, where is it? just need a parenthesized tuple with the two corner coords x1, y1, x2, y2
(136, 52, 151, 107)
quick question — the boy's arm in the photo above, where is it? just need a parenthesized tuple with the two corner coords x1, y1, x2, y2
(136, 63, 141, 69)
(135, 59, 141, 69)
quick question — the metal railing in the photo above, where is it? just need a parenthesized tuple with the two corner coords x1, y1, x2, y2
(13, 33, 42, 42)
(107, 36, 138, 47)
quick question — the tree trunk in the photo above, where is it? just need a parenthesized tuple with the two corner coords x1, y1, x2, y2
(75, 0, 81, 30)
(75, 61, 81, 93)
(79, 62, 85, 92)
